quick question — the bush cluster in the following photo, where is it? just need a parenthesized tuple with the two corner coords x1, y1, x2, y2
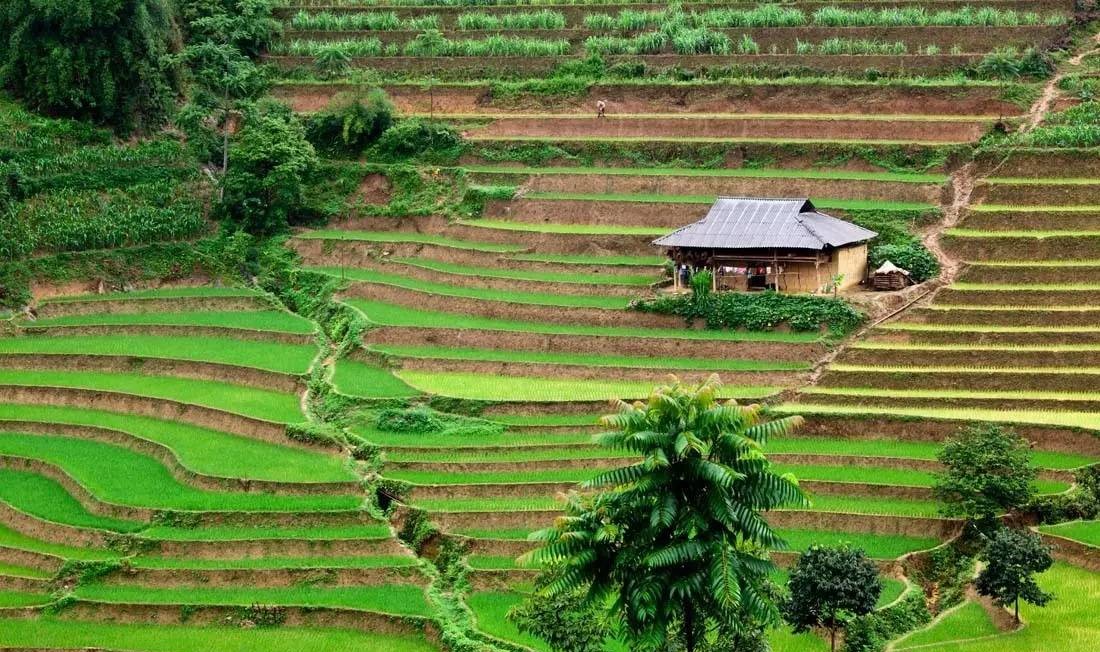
(631, 288, 865, 336)
(304, 90, 395, 155)
(843, 591, 931, 652)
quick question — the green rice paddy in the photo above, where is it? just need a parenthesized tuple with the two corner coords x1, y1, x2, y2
(0, 619, 441, 652)
(349, 298, 823, 343)
(0, 468, 142, 532)
(0, 404, 355, 483)
(24, 310, 315, 334)
(0, 433, 362, 512)
(371, 344, 810, 371)
(894, 600, 1000, 649)
(129, 555, 417, 570)
(523, 192, 935, 212)
(297, 229, 524, 253)
(507, 253, 663, 266)
(330, 359, 419, 398)
(395, 370, 780, 402)
(44, 287, 258, 303)
(392, 257, 657, 286)
(0, 369, 303, 423)
(465, 165, 945, 183)
(1039, 520, 1100, 547)
(0, 335, 317, 374)
(312, 266, 634, 309)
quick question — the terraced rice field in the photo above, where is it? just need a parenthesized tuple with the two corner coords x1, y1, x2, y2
(8, 0, 1100, 649)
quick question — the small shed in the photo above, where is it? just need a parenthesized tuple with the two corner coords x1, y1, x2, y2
(872, 260, 913, 291)
(654, 197, 878, 293)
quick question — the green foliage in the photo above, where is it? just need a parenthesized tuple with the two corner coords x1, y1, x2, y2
(397, 507, 439, 554)
(523, 377, 808, 651)
(178, 0, 280, 57)
(632, 290, 864, 336)
(783, 544, 882, 652)
(1031, 466, 1100, 523)
(868, 242, 939, 283)
(843, 590, 931, 652)
(304, 89, 395, 156)
(509, 565, 612, 652)
(934, 424, 1038, 527)
(976, 528, 1054, 623)
(376, 407, 442, 433)
(231, 604, 287, 627)
(371, 118, 462, 163)
(220, 102, 320, 235)
(970, 48, 1054, 80)
(0, 0, 181, 133)
(456, 9, 565, 30)
(1022, 101, 1100, 147)
(55, 559, 123, 586)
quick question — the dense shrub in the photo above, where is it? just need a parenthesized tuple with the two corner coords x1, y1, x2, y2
(843, 591, 931, 652)
(971, 48, 1053, 80)
(1023, 102, 1100, 147)
(869, 242, 940, 283)
(0, 0, 182, 133)
(304, 90, 395, 155)
(632, 289, 864, 336)
(376, 407, 442, 433)
(372, 118, 462, 161)
(179, 0, 280, 57)
(219, 102, 320, 235)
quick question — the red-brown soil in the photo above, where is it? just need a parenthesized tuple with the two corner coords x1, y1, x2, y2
(900, 306, 1100, 326)
(34, 296, 269, 319)
(19, 323, 315, 346)
(943, 235, 1100, 261)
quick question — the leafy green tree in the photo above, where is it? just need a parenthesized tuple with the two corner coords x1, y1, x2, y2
(509, 565, 611, 652)
(304, 90, 395, 156)
(0, 0, 181, 133)
(782, 544, 882, 652)
(975, 528, 1053, 624)
(933, 425, 1037, 530)
(522, 375, 808, 652)
(178, 0, 279, 57)
(219, 102, 318, 235)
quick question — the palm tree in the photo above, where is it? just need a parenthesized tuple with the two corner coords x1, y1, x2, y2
(522, 375, 808, 651)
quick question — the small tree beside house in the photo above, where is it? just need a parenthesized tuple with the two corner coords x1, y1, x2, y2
(976, 528, 1054, 625)
(782, 544, 882, 652)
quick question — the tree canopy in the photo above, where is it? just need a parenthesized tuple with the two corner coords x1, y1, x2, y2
(975, 528, 1053, 624)
(783, 544, 882, 652)
(0, 0, 181, 133)
(933, 424, 1037, 528)
(521, 375, 808, 651)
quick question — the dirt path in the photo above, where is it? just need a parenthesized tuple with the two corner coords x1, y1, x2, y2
(1023, 31, 1100, 132)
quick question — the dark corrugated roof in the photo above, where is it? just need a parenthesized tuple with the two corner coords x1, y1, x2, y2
(653, 197, 877, 251)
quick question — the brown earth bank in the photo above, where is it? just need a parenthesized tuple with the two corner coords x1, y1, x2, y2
(55, 601, 435, 638)
(974, 181, 1100, 206)
(937, 288, 1100, 306)
(284, 26, 1057, 55)
(958, 263, 1100, 285)
(487, 198, 705, 226)
(339, 281, 681, 328)
(0, 455, 154, 522)
(34, 296, 270, 319)
(975, 148, 1100, 177)
(325, 214, 656, 255)
(792, 415, 1100, 455)
(808, 393, 1100, 414)
(264, 53, 984, 78)
(960, 210, 1100, 232)
(0, 420, 358, 496)
(149, 536, 406, 559)
(363, 324, 823, 361)
(0, 575, 48, 592)
(17, 323, 316, 346)
(835, 347, 1100, 369)
(467, 568, 537, 592)
(803, 481, 932, 500)
(1038, 532, 1100, 572)
(467, 141, 959, 174)
(312, 256, 649, 297)
(292, 236, 660, 276)
(0, 386, 298, 449)
(0, 546, 63, 575)
(508, 173, 944, 204)
(467, 115, 989, 143)
(819, 369, 1100, 393)
(942, 234, 1100, 261)
(897, 306, 1100, 326)
(464, 537, 536, 557)
(276, 0, 1075, 23)
(480, 400, 634, 416)
(386, 356, 804, 386)
(101, 565, 426, 588)
(409, 481, 578, 500)
(0, 500, 111, 549)
(0, 354, 305, 394)
(277, 78, 1025, 117)
(865, 329, 1100, 346)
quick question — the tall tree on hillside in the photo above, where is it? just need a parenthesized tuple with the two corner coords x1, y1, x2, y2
(782, 544, 882, 652)
(521, 375, 808, 651)
(975, 528, 1053, 624)
(934, 424, 1037, 532)
(0, 0, 181, 133)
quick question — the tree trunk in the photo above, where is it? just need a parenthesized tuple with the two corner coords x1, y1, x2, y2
(830, 627, 837, 652)
(1015, 597, 1020, 625)
(683, 599, 695, 652)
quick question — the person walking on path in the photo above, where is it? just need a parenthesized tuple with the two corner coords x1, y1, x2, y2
(596, 99, 606, 118)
